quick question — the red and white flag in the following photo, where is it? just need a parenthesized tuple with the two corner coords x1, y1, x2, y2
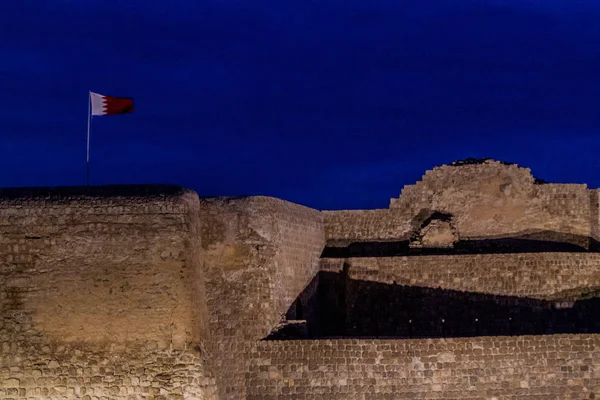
(90, 92, 134, 116)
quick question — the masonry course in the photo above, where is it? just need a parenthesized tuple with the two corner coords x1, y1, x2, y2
(1, 160, 600, 399)
(247, 335, 600, 399)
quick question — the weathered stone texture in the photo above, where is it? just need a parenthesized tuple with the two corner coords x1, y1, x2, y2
(3, 161, 600, 399)
(0, 186, 218, 399)
(247, 335, 600, 399)
(325, 161, 595, 246)
(321, 253, 600, 300)
(392, 162, 591, 238)
(591, 188, 600, 248)
(323, 209, 412, 244)
(199, 197, 324, 400)
(0, 344, 218, 400)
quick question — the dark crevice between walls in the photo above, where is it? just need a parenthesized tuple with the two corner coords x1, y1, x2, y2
(322, 233, 600, 258)
(265, 271, 600, 340)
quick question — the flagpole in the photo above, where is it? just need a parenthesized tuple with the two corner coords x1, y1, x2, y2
(86, 90, 91, 187)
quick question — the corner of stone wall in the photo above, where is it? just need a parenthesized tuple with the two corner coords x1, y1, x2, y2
(176, 189, 213, 346)
(199, 195, 324, 400)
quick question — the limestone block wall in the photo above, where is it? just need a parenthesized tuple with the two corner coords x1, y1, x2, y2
(591, 189, 600, 249)
(323, 209, 412, 244)
(324, 161, 595, 246)
(199, 197, 324, 400)
(247, 335, 600, 399)
(0, 345, 216, 400)
(0, 186, 218, 399)
(320, 253, 600, 300)
(391, 162, 592, 239)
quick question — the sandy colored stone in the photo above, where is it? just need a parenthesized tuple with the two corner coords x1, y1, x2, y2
(2, 162, 600, 400)
(0, 186, 218, 399)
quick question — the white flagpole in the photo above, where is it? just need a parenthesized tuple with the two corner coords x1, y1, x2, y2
(86, 90, 91, 186)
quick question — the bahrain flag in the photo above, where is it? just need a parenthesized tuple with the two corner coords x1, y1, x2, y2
(90, 92, 134, 116)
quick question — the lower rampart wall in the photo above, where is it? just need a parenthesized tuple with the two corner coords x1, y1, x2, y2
(321, 253, 600, 300)
(248, 335, 600, 399)
(0, 344, 217, 399)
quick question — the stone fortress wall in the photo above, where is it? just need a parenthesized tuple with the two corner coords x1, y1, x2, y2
(325, 160, 599, 249)
(198, 197, 324, 400)
(247, 335, 600, 399)
(2, 159, 600, 399)
(259, 160, 600, 399)
(0, 186, 219, 400)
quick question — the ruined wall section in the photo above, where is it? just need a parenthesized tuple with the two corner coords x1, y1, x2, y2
(321, 253, 600, 300)
(199, 197, 324, 400)
(247, 335, 600, 399)
(0, 186, 218, 399)
(324, 161, 594, 246)
(391, 162, 591, 242)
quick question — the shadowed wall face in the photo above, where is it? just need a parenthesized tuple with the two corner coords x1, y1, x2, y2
(266, 252, 600, 340)
(271, 270, 600, 340)
(313, 271, 600, 338)
(0, 188, 218, 399)
(304, 254, 600, 339)
(321, 254, 600, 301)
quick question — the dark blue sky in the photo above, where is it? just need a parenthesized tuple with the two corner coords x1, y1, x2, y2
(2, 1, 600, 209)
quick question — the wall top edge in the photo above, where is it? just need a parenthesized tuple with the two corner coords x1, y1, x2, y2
(0, 184, 197, 203)
(198, 195, 321, 213)
(258, 333, 600, 345)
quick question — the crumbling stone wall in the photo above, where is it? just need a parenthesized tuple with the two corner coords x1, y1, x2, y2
(325, 161, 595, 248)
(391, 162, 591, 240)
(0, 186, 218, 399)
(247, 335, 600, 399)
(199, 197, 324, 400)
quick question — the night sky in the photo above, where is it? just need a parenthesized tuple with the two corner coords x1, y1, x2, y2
(2, 1, 600, 210)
